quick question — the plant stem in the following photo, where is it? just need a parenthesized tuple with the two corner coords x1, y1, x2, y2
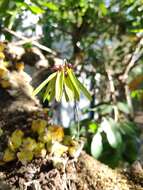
(74, 101, 80, 140)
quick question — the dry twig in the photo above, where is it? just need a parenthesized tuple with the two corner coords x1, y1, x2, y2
(3, 28, 57, 55)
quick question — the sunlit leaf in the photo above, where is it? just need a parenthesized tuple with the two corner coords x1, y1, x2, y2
(3, 148, 16, 162)
(62, 135, 77, 146)
(34, 142, 46, 158)
(0, 42, 5, 52)
(31, 119, 47, 135)
(101, 118, 122, 148)
(55, 70, 64, 102)
(0, 68, 8, 78)
(88, 122, 98, 133)
(68, 141, 83, 158)
(67, 68, 92, 101)
(17, 150, 33, 164)
(131, 90, 143, 100)
(8, 129, 24, 151)
(64, 74, 75, 101)
(38, 131, 51, 143)
(48, 125, 64, 142)
(99, 2, 107, 15)
(43, 76, 56, 102)
(67, 68, 80, 100)
(43, 2, 58, 11)
(22, 137, 37, 151)
(50, 141, 68, 157)
(91, 132, 103, 158)
(130, 29, 143, 33)
(28, 5, 45, 14)
(33, 72, 57, 96)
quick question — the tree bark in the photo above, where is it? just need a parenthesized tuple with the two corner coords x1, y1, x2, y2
(0, 69, 143, 190)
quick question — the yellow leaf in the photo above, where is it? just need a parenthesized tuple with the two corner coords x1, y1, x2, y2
(3, 148, 16, 162)
(22, 137, 37, 151)
(17, 150, 33, 164)
(0, 52, 5, 59)
(31, 119, 47, 135)
(46, 141, 52, 153)
(68, 141, 84, 158)
(38, 131, 51, 143)
(0, 68, 7, 78)
(50, 141, 68, 157)
(8, 129, 24, 151)
(48, 125, 64, 142)
(0, 79, 11, 88)
(0, 42, 5, 52)
(62, 135, 77, 146)
(15, 62, 24, 72)
(34, 143, 46, 158)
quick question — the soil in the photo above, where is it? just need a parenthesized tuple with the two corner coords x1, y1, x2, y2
(0, 151, 143, 190)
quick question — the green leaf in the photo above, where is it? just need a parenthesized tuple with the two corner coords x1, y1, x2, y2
(43, 2, 58, 11)
(0, 0, 10, 13)
(88, 123, 98, 133)
(91, 132, 103, 158)
(67, 68, 80, 100)
(67, 68, 92, 101)
(99, 3, 107, 15)
(48, 81, 56, 102)
(76, 78, 92, 101)
(117, 102, 130, 114)
(64, 75, 75, 101)
(123, 138, 138, 163)
(43, 82, 52, 102)
(28, 5, 45, 14)
(90, 104, 113, 115)
(119, 121, 136, 136)
(131, 90, 143, 100)
(55, 70, 64, 102)
(130, 29, 143, 33)
(43, 76, 56, 102)
(63, 90, 69, 102)
(101, 118, 122, 148)
(16, 0, 23, 2)
(33, 72, 57, 96)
